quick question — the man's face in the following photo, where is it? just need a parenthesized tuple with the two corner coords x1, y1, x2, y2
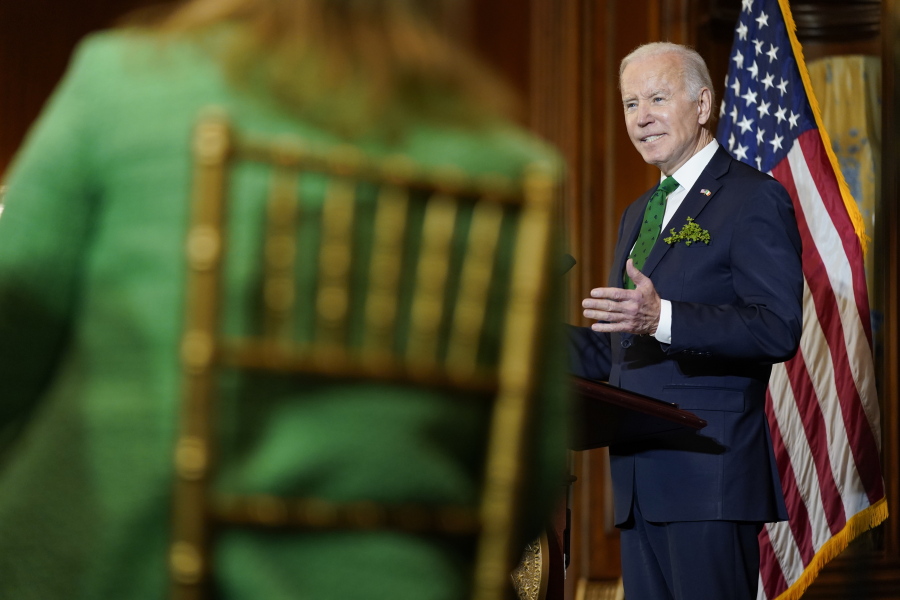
(620, 53, 710, 176)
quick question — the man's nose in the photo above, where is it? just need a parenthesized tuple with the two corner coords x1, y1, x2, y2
(636, 103, 653, 126)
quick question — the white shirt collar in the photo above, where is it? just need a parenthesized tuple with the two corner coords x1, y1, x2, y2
(665, 139, 720, 192)
(659, 139, 719, 230)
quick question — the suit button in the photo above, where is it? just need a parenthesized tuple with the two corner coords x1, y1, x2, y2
(621, 339, 632, 349)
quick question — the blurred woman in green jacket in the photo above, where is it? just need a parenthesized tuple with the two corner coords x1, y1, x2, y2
(0, 1, 567, 598)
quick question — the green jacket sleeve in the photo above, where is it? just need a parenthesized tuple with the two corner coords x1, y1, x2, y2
(0, 40, 100, 429)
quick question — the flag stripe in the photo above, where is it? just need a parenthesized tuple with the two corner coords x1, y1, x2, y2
(783, 348, 847, 535)
(770, 154, 873, 523)
(796, 133, 873, 346)
(716, 2, 887, 598)
(795, 134, 883, 451)
(795, 284, 872, 520)
(765, 382, 816, 563)
(791, 135, 875, 401)
(768, 160, 850, 541)
(785, 351, 847, 532)
(791, 132, 879, 449)
(759, 524, 789, 598)
(765, 519, 804, 593)
(777, 142, 885, 504)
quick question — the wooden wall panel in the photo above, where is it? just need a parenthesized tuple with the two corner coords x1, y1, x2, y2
(467, 0, 531, 99)
(526, 2, 708, 598)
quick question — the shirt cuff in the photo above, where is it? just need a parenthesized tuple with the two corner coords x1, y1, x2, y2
(654, 299, 672, 344)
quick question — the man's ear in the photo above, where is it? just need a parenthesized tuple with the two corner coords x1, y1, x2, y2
(697, 87, 712, 125)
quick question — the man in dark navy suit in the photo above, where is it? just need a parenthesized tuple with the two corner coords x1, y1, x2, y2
(569, 42, 803, 600)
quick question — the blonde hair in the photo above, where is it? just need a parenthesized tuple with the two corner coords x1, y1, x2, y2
(127, 0, 520, 135)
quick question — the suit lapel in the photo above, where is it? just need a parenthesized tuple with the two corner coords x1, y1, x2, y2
(640, 148, 731, 280)
(610, 188, 655, 287)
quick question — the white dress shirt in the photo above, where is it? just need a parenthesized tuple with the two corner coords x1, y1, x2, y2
(652, 139, 720, 344)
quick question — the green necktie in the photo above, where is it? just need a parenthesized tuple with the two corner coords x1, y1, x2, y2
(624, 176, 679, 289)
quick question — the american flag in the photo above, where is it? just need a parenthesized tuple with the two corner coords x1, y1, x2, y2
(716, 0, 888, 598)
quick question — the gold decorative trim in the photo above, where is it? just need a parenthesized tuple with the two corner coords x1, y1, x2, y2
(511, 532, 550, 600)
(212, 495, 480, 535)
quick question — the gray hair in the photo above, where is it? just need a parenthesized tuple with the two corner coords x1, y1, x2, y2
(619, 42, 715, 108)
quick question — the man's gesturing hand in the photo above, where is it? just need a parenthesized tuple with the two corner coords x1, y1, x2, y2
(582, 259, 662, 335)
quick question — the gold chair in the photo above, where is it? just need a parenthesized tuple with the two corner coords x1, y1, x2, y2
(170, 109, 559, 600)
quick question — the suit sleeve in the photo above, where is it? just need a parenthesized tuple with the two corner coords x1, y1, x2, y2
(667, 178, 803, 363)
(0, 39, 99, 425)
(566, 325, 612, 381)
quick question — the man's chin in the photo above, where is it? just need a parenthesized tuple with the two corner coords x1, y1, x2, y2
(637, 152, 666, 170)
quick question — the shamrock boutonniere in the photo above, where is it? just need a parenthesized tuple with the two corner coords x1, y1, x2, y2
(663, 217, 710, 246)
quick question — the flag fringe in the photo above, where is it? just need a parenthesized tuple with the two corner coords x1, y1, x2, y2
(776, 0, 871, 255)
(773, 497, 889, 600)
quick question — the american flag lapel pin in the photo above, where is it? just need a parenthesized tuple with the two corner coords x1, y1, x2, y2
(700, 188, 712, 196)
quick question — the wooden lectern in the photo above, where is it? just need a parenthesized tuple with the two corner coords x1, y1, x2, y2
(517, 377, 707, 600)
(568, 376, 708, 451)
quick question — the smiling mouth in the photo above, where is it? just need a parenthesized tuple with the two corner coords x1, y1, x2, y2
(641, 134, 665, 143)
